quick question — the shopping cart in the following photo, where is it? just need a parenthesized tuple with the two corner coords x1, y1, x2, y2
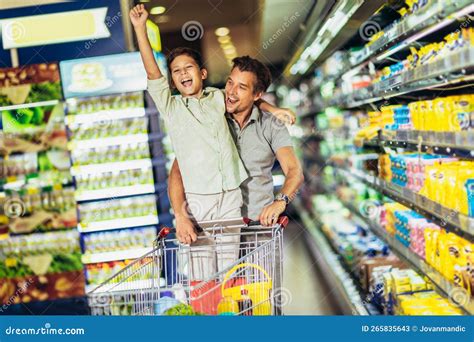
(87, 216, 288, 316)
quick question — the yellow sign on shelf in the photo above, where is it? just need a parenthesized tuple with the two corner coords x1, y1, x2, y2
(146, 20, 162, 52)
(1, 7, 111, 49)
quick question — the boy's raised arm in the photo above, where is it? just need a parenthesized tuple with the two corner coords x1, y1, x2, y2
(130, 4, 162, 80)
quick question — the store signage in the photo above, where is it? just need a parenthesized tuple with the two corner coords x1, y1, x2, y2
(1, 7, 111, 49)
(146, 20, 162, 52)
(60, 52, 151, 98)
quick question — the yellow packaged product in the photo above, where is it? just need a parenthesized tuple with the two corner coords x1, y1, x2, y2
(408, 100, 421, 130)
(455, 167, 474, 215)
(444, 166, 458, 210)
(453, 95, 472, 131)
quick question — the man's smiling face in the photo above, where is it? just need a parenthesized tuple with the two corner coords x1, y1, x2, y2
(225, 67, 262, 114)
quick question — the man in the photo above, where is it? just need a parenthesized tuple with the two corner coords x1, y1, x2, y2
(168, 56, 304, 242)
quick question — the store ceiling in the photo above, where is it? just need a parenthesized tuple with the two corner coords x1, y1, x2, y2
(142, 0, 313, 84)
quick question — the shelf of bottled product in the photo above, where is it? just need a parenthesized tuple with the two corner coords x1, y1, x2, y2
(68, 132, 165, 151)
(332, 166, 474, 240)
(338, 0, 474, 80)
(85, 277, 164, 294)
(81, 247, 153, 264)
(65, 107, 146, 126)
(362, 130, 474, 158)
(70, 158, 153, 176)
(331, 46, 474, 109)
(0, 171, 73, 191)
(295, 199, 371, 316)
(330, 194, 474, 315)
(77, 214, 159, 233)
(75, 183, 157, 202)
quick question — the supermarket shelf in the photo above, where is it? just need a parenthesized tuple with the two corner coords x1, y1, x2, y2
(69, 133, 149, 150)
(334, 167, 474, 240)
(0, 100, 59, 111)
(78, 215, 159, 233)
(363, 130, 474, 158)
(0, 172, 73, 191)
(65, 107, 146, 125)
(295, 200, 370, 316)
(86, 278, 164, 294)
(333, 46, 474, 108)
(75, 184, 156, 202)
(81, 247, 153, 264)
(339, 199, 474, 315)
(345, 1, 474, 76)
(71, 159, 153, 176)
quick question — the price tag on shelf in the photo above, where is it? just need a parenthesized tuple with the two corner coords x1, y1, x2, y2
(433, 202, 442, 216)
(459, 216, 474, 235)
(466, 131, 474, 148)
(402, 188, 414, 203)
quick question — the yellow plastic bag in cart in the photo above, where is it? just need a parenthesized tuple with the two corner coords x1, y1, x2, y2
(221, 263, 272, 315)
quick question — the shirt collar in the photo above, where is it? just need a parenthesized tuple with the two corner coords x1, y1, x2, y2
(226, 105, 261, 124)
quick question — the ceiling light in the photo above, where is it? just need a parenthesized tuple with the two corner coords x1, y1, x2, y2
(150, 6, 166, 15)
(223, 46, 236, 55)
(155, 15, 170, 23)
(215, 27, 230, 37)
(218, 35, 231, 44)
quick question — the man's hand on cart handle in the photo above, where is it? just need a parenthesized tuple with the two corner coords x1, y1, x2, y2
(244, 215, 289, 228)
(175, 216, 198, 244)
(258, 201, 287, 227)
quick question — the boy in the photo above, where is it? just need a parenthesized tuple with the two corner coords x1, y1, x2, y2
(130, 4, 294, 278)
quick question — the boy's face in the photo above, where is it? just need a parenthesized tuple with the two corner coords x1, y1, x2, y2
(225, 67, 262, 115)
(170, 54, 207, 97)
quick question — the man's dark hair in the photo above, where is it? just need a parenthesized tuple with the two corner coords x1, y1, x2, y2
(167, 47, 205, 71)
(231, 56, 272, 94)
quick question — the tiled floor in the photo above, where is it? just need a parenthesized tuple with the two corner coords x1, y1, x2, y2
(281, 220, 342, 315)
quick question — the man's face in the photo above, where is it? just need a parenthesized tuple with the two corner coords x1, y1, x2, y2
(225, 67, 262, 114)
(170, 54, 207, 97)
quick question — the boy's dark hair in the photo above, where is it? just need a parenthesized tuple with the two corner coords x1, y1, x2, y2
(167, 47, 205, 70)
(231, 56, 272, 94)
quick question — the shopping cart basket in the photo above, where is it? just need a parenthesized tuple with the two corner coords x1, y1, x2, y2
(87, 216, 288, 316)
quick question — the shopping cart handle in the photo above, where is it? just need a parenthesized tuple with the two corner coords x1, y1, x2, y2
(159, 227, 171, 238)
(243, 216, 289, 228)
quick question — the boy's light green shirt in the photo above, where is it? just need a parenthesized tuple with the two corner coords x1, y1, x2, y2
(147, 77, 248, 194)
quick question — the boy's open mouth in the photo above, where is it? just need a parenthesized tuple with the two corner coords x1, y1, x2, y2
(181, 78, 193, 88)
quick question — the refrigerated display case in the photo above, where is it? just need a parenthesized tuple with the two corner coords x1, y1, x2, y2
(59, 52, 172, 291)
(284, 0, 474, 316)
(0, 62, 86, 310)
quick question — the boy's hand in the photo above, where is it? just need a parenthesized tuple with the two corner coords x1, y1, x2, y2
(274, 108, 296, 125)
(176, 216, 198, 245)
(130, 4, 148, 28)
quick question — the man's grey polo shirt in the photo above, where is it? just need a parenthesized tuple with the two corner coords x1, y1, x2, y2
(226, 106, 293, 220)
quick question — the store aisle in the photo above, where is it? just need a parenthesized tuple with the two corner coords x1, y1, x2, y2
(282, 220, 342, 315)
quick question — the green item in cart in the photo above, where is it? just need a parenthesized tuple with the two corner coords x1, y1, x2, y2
(164, 303, 204, 316)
